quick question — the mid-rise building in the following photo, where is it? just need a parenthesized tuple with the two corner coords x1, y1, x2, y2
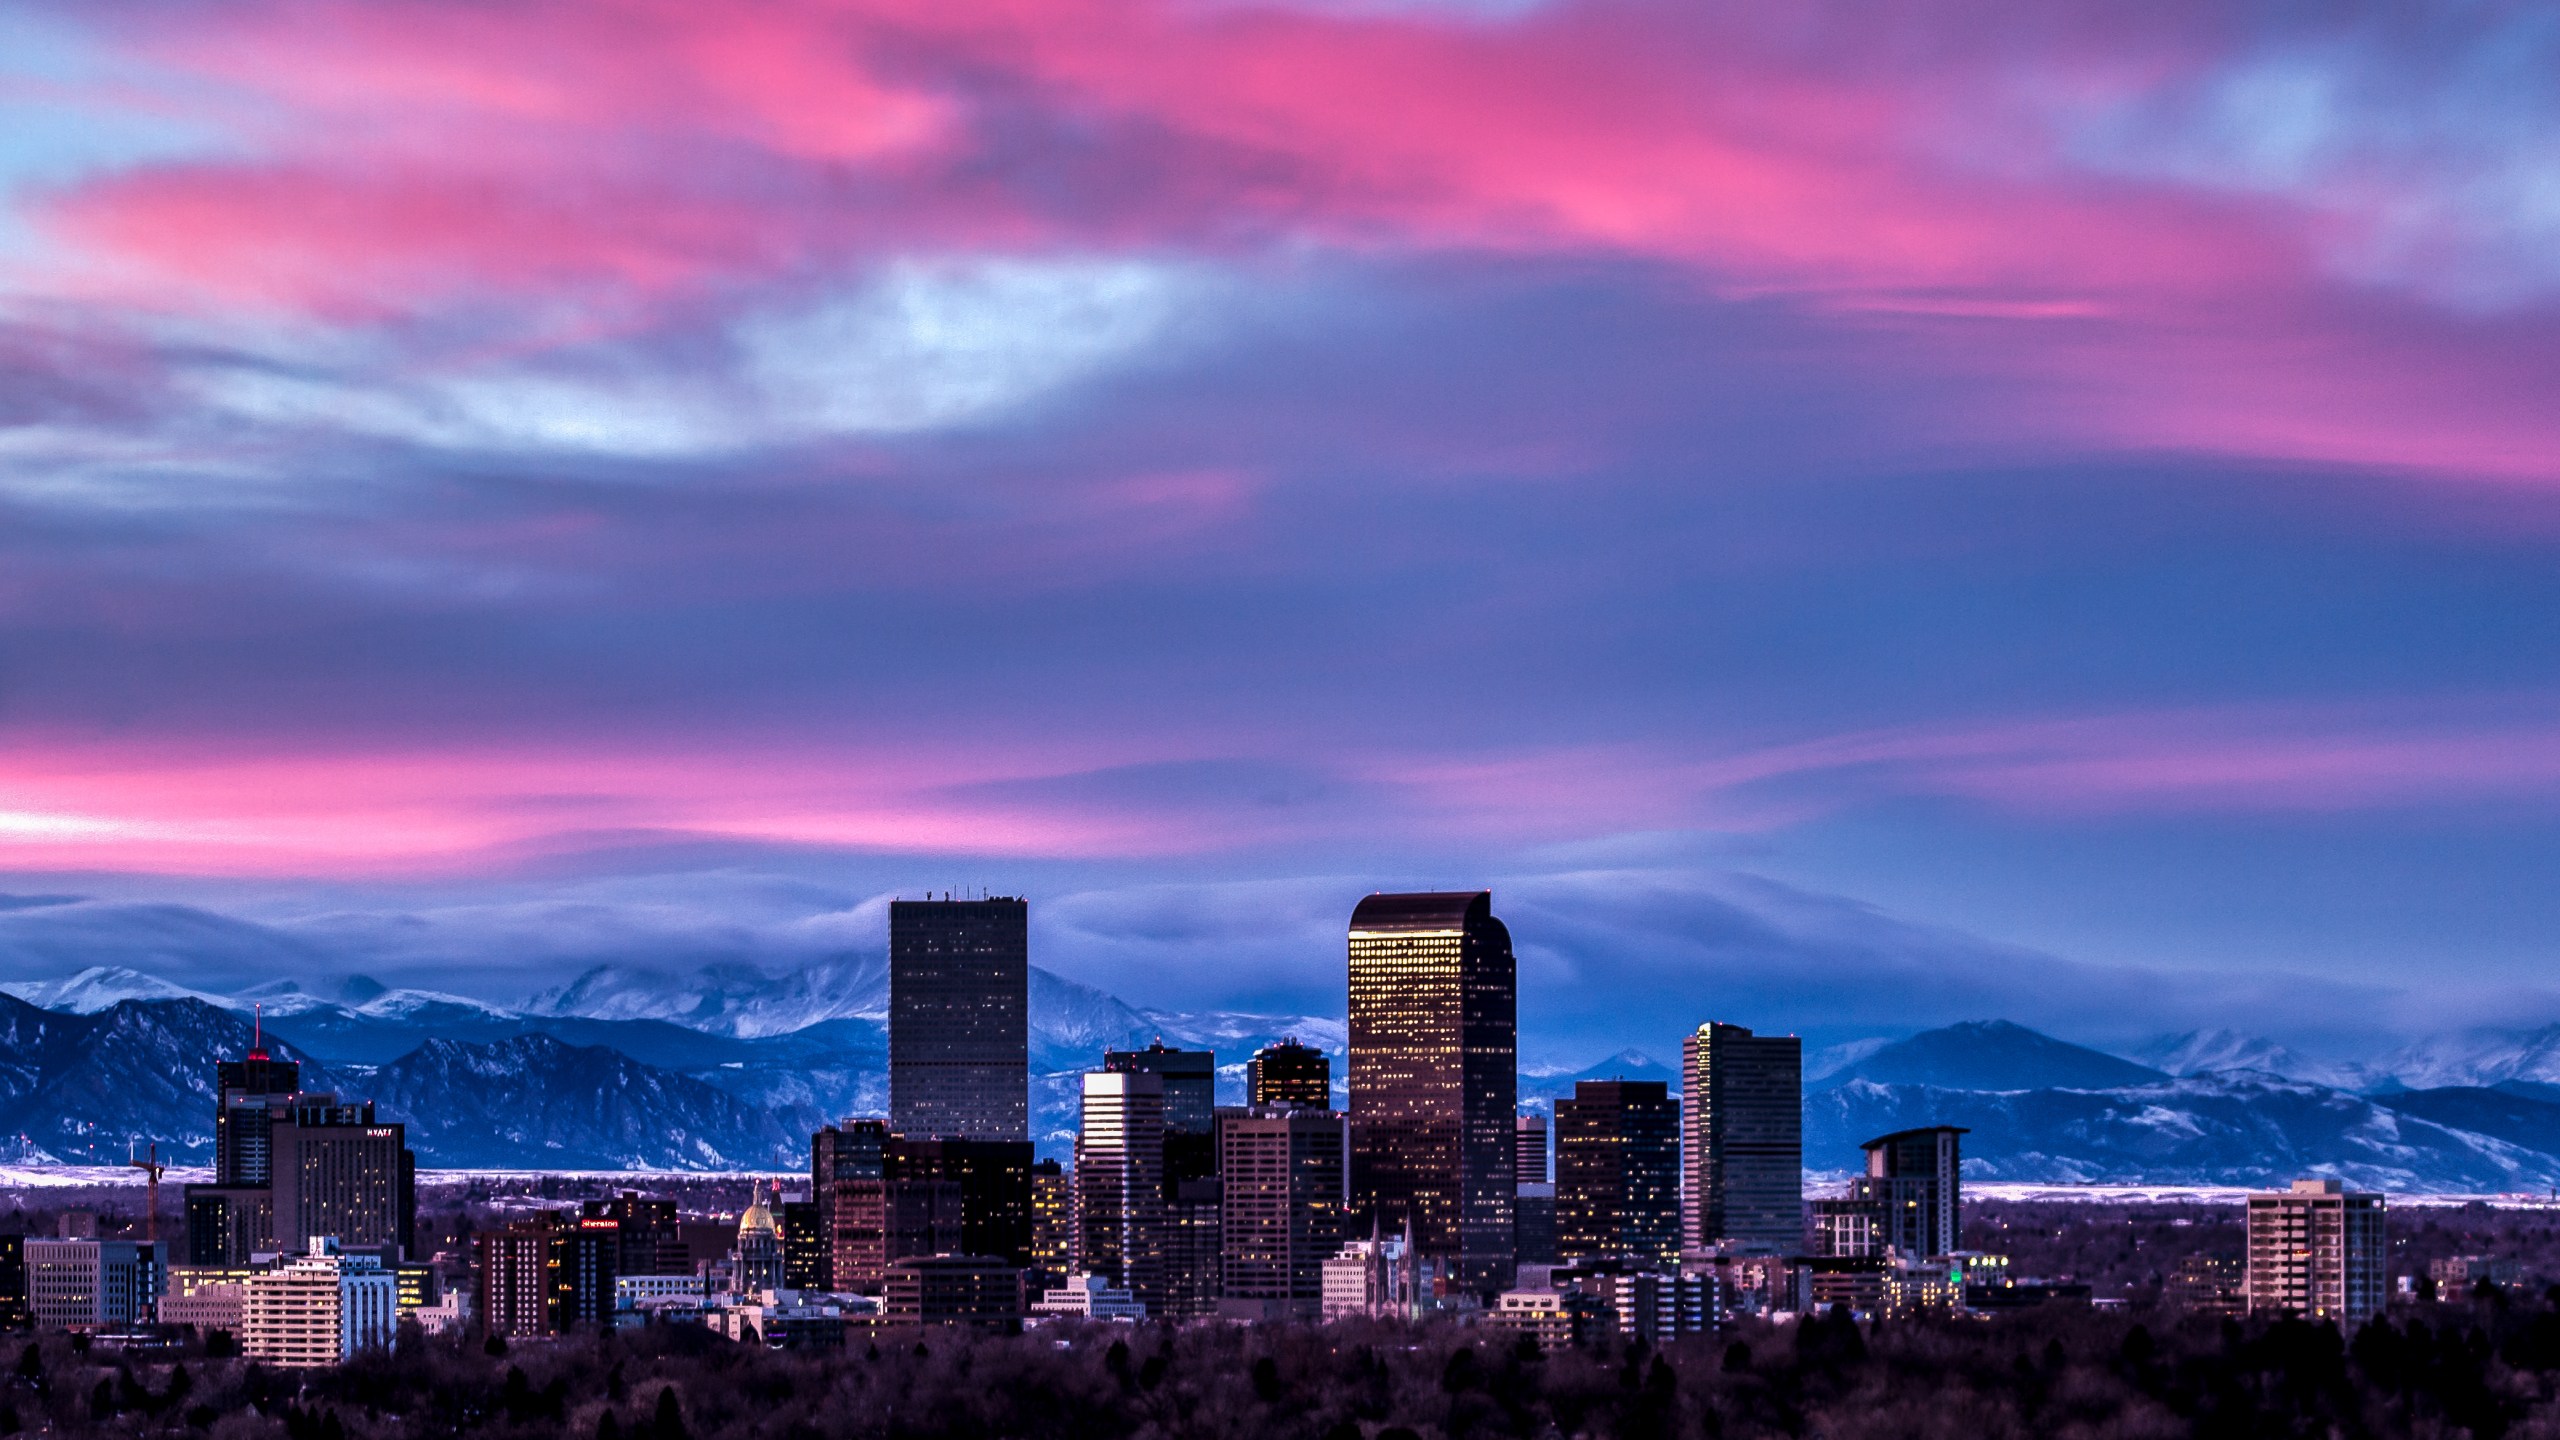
(2167, 1253, 2246, 1316)
(824, 1178, 963, 1295)
(1515, 1114, 1549, 1187)
(160, 1267, 249, 1333)
(1347, 890, 1518, 1291)
(1162, 1177, 1224, 1321)
(238, 1238, 397, 1367)
(1855, 1127, 1967, 1259)
(1680, 1022, 1801, 1255)
(1216, 1106, 1346, 1320)
(1554, 1080, 1680, 1267)
(1247, 1040, 1331, 1111)
(1487, 1287, 1615, 1349)
(1320, 1228, 1418, 1322)
(474, 1213, 620, 1338)
(1075, 1069, 1166, 1307)
(582, 1192, 687, 1278)
(1808, 1198, 1884, 1259)
(781, 1200, 827, 1290)
(1031, 1273, 1146, 1321)
(2246, 1179, 2386, 1325)
(25, 1238, 163, 1332)
(889, 897, 1030, 1142)
(0, 1235, 25, 1331)
(881, 1256, 1022, 1331)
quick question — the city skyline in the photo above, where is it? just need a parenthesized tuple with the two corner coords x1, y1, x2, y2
(5, 3, 2560, 1067)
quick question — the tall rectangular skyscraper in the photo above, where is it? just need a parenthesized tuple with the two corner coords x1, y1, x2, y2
(1076, 1070, 1167, 1309)
(1346, 890, 1516, 1291)
(889, 897, 1029, 1142)
(1681, 1021, 1802, 1255)
(1555, 1079, 1680, 1267)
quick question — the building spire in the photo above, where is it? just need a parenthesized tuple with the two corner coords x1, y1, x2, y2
(248, 1002, 268, 1062)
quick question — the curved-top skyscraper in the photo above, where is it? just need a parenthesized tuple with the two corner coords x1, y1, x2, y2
(1346, 890, 1516, 1291)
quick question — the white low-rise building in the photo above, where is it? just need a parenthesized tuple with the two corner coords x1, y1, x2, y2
(239, 1238, 397, 1367)
(1031, 1274, 1146, 1322)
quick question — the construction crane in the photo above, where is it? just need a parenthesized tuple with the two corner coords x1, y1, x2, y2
(125, 1141, 167, 1248)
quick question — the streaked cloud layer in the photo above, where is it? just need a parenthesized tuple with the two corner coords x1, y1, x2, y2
(3, 0, 2559, 1056)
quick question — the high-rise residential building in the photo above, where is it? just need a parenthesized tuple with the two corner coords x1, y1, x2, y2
(1555, 1079, 1681, 1267)
(1028, 1159, 1072, 1288)
(1515, 1114, 1549, 1187)
(1347, 890, 1518, 1291)
(1247, 1040, 1332, 1110)
(2246, 1179, 2386, 1325)
(1075, 1069, 1167, 1308)
(1854, 1127, 1967, 1259)
(1217, 1106, 1347, 1320)
(1680, 1022, 1801, 1255)
(214, 1049, 301, 1185)
(889, 897, 1030, 1142)
(238, 1238, 396, 1367)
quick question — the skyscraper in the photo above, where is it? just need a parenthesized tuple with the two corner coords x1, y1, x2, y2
(1028, 1159, 1071, 1289)
(1554, 1079, 1680, 1267)
(889, 897, 1029, 1143)
(1216, 1106, 1346, 1320)
(1854, 1126, 1967, 1259)
(1347, 890, 1517, 1291)
(1246, 1040, 1331, 1110)
(890, 1137, 1035, 1267)
(1075, 1069, 1166, 1309)
(1105, 1042, 1216, 1135)
(1681, 1021, 1801, 1255)
(187, 1035, 414, 1267)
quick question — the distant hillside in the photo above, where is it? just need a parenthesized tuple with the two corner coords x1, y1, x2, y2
(1819, 1020, 2166, 1093)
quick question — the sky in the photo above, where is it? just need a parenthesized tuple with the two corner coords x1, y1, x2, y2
(4, 0, 2560, 1066)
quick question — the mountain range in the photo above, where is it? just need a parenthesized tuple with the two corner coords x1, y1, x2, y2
(8, 961, 2560, 1189)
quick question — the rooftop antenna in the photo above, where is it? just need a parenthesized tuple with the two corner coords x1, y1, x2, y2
(247, 1002, 268, 1061)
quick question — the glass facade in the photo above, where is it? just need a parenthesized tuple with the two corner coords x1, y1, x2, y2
(1346, 890, 1516, 1291)
(1682, 1021, 1802, 1254)
(888, 898, 1030, 1142)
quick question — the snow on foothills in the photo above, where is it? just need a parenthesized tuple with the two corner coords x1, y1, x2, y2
(1805, 1037, 1892, 1083)
(1964, 1182, 2560, 1208)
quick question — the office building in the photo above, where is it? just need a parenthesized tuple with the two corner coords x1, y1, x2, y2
(582, 1192, 687, 1278)
(1028, 1159, 1072, 1288)
(1163, 1178, 1224, 1321)
(26, 1238, 162, 1332)
(812, 1118, 889, 1289)
(1488, 1287, 1616, 1349)
(781, 1200, 827, 1290)
(1514, 1184, 1558, 1266)
(1554, 1080, 1680, 1267)
(826, 1178, 963, 1295)
(1809, 1198, 1884, 1259)
(1032, 1273, 1147, 1321)
(1106, 1042, 1217, 1136)
(1515, 1114, 1549, 1187)
(0, 1236, 24, 1331)
(1075, 1069, 1166, 1306)
(1852, 1127, 1966, 1259)
(238, 1238, 397, 1367)
(214, 1048, 302, 1185)
(1680, 1022, 1801, 1255)
(1247, 1040, 1331, 1111)
(890, 1137, 1035, 1267)
(474, 1213, 620, 1338)
(2246, 1179, 2386, 1325)
(2168, 1253, 2246, 1317)
(161, 1268, 249, 1332)
(1217, 1106, 1347, 1319)
(889, 897, 1030, 1142)
(882, 1257, 1022, 1331)
(1346, 890, 1518, 1291)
